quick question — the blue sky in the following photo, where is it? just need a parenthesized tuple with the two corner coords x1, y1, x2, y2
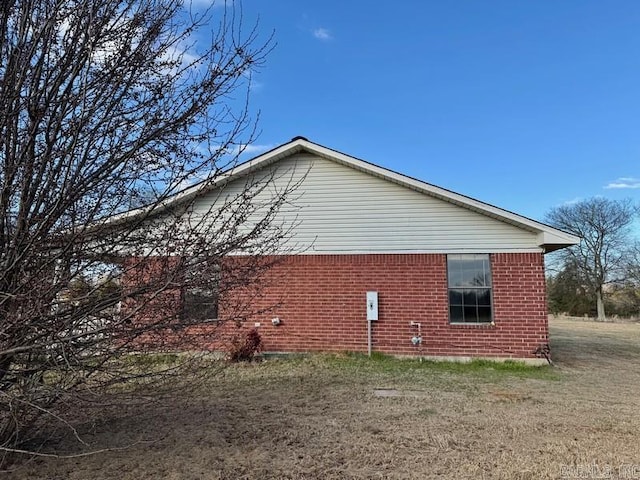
(202, 1, 640, 222)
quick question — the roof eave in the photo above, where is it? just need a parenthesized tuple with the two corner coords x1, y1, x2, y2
(538, 231, 581, 253)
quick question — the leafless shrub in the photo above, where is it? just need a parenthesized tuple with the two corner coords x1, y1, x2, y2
(0, 0, 292, 459)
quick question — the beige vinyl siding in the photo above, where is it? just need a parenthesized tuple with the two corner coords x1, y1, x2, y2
(190, 153, 541, 254)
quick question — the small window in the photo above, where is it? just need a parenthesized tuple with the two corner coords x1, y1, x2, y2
(447, 254, 493, 324)
(182, 258, 219, 321)
(183, 287, 218, 321)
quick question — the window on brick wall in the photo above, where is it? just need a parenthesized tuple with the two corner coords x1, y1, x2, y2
(447, 254, 493, 324)
(182, 258, 219, 321)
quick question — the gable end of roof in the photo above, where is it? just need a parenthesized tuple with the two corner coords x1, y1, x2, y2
(103, 136, 580, 252)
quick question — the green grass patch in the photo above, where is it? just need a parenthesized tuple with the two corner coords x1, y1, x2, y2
(316, 351, 560, 380)
(120, 352, 181, 368)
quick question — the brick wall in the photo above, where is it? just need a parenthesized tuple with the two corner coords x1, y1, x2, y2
(246, 253, 549, 359)
(123, 252, 550, 360)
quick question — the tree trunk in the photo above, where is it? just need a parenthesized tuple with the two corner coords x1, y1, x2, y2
(596, 288, 606, 321)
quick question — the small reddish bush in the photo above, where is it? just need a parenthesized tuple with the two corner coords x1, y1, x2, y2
(228, 328, 263, 362)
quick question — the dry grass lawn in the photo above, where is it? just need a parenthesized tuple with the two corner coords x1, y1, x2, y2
(5, 316, 640, 479)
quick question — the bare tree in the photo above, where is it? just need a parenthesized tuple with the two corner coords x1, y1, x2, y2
(0, 0, 294, 457)
(545, 198, 638, 321)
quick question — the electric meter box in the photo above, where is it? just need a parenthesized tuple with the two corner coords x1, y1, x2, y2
(366, 291, 378, 321)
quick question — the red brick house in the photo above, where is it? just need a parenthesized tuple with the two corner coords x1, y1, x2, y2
(122, 137, 579, 363)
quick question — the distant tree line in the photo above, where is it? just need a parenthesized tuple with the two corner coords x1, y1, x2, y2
(545, 197, 640, 320)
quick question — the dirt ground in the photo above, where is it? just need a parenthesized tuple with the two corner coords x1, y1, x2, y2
(5, 316, 640, 479)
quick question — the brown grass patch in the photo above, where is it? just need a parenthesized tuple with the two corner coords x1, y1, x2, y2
(5, 316, 640, 479)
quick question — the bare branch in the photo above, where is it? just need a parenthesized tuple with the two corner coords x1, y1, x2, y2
(0, 0, 289, 461)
